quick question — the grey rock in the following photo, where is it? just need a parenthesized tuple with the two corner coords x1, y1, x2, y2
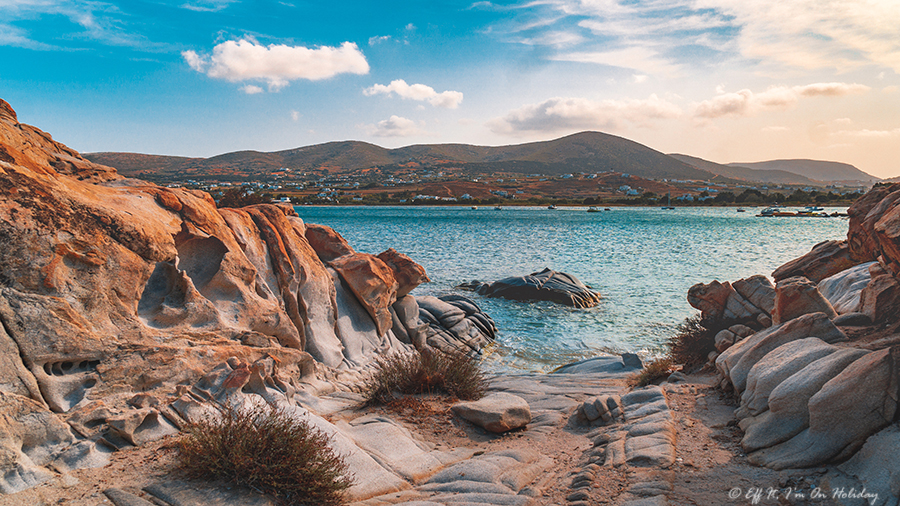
(835, 424, 900, 506)
(143, 479, 276, 506)
(554, 355, 641, 375)
(833, 312, 873, 327)
(104, 488, 158, 506)
(471, 268, 602, 308)
(452, 393, 531, 433)
(818, 262, 876, 314)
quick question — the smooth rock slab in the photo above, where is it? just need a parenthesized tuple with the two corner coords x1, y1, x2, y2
(452, 393, 531, 433)
(469, 268, 602, 308)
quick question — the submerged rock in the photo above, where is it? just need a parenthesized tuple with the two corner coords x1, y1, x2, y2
(462, 268, 601, 308)
(417, 295, 496, 355)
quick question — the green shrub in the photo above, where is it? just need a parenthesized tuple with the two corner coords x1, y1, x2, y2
(362, 348, 487, 405)
(175, 401, 352, 506)
(628, 357, 675, 387)
(667, 314, 720, 371)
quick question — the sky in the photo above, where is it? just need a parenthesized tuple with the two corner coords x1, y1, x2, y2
(1, 0, 899, 178)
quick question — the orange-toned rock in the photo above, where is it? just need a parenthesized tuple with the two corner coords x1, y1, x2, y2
(772, 276, 837, 325)
(858, 263, 900, 323)
(377, 248, 429, 297)
(847, 184, 900, 263)
(687, 280, 735, 321)
(330, 253, 399, 336)
(304, 223, 355, 262)
(772, 240, 856, 283)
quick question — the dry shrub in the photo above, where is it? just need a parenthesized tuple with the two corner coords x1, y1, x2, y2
(362, 348, 487, 405)
(628, 357, 675, 387)
(175, 401, 352, 506)
(667, 314, 721, 371)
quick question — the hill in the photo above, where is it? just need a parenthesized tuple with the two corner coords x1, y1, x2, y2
(726, 159, 878, 183)
(85, 132, 721, 182)
(668, 154, 822, 185)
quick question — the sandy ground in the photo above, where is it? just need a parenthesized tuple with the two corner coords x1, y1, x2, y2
(1, 372, 846, 506)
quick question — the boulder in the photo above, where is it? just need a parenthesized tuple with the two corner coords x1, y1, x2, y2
(847, 184, 900, 263)
(303, 223, 355, 262)
(740, 348, 870, 453)
(713, 324, 755, 353)
(451, 393, 531, 433)
(688, 276, 773, 326)
(858, 262, 900, 323)
(716, 312, 846, 393)
(834, 424, 900, 506)
(748, 347, 900, 469)
(772, 276, 837, 324)
(817, 261, 876, 314)
(377, 248, 430, 298)
(330, 253, 399, 337)
(874, 194, 900, 278)
(738, 338, 838, 418)
(772, 240, 857, 283)
(417, 295, 496, 355)
(472, 268, 601, 308)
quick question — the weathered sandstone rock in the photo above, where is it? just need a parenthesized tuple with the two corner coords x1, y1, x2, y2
(772, 276, 837, 324)
(303, 223, 354, 262)
(848, 183, 900, 269)
(452, 393, 532, 433)
(740, 347, 869, 453)
(747, 346, 900, 469)
(713, 324, 755, 353)
(738, 338, 838, 418)
(817, 261, 876, 314)
(377, 248, 430, 298)
(716, 312, 846, 393)
(858, 262, 900, 323)
(466, 268, 601, 308)
(330, 253, 399, 337)
(417, 295, 496, 355)
(772, 240, 857, 283)
(688, 276, 774, 327)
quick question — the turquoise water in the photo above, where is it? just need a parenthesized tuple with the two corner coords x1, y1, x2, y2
(294, 206, 850, 372)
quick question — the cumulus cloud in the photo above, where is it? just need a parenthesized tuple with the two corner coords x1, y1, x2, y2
(695, 82, 870, 118)
(180, 0, 237, 12)
(487, 95, 682, 135)
(364, 79, 463, 109)
(241, 84, 264, 94)
(368, 35, 392, 45)
(183, 39, 369, 91)
(367, 115, 428, 137)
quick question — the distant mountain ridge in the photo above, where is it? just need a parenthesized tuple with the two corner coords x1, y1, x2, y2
(668, 154, 823, 186)
(726, 159, 878, 183)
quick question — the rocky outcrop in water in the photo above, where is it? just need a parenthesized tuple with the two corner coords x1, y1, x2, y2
(460, 268, 602, 308)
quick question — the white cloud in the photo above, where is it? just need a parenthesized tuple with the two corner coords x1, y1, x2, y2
(368, 35, 392, 45)
(367, 115, 428, 137)
(180, 0, 236, 12)
(241, 84, 264, 94)
(488, 94, 682, 135)
(364, 79, 463, 109)
(553, 47, 681, 76)
(695, 82, 870, 118)
(184, 39, 369, 91)
(291, 110, 300, 121)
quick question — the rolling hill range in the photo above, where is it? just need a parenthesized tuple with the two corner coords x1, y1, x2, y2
(726, 159, 877, 183)
(668, 154, 822, 186)
(85, 131, 873, 187)
(86, 132, 723, 182)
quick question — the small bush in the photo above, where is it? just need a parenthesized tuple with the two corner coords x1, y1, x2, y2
(628, 357, 675, 387)
(362, 348, 487, 404)
(668, 314, 721, 371)
(175, 401, 352, 506)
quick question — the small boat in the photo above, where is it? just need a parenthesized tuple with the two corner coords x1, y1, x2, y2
(737, 208, 745, 212)
(471, 206, 478, 210)
(494, 205, 502, 210)
(758, 207, 797, 217)
(587, 206, 600, 213)
(604, 208, 611, 211)
(661, 192, 675, 210)
(547, 205, 557, 210)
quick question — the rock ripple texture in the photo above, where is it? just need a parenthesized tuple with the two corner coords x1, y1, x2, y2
(467, 268, 602, 308)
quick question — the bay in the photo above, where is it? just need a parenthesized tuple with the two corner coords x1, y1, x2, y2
(294, 205, 850, 372)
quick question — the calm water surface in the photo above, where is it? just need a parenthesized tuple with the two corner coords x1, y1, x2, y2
(295, 205, 849, 372)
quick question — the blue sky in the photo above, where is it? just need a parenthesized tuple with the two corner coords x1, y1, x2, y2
(1, 0, 899, 178)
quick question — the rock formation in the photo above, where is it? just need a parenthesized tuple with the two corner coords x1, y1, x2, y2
(460, 268, 602, 308)
(0, 99, 456, 494)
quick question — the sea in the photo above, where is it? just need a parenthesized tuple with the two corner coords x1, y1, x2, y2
(294, 205, 850, 373)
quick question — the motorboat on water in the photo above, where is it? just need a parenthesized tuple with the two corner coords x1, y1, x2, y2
(547, 205, 558, 210)
(587, 206, 600, 212)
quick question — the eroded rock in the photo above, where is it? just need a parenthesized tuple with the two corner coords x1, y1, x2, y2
(452, 393, 531, 433)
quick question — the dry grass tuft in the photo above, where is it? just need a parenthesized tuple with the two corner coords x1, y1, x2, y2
(668, 314, 722, 371)
(175, 401, 353, 506)
(628, 357, 675, 387)
(362, 348, 487, 405)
